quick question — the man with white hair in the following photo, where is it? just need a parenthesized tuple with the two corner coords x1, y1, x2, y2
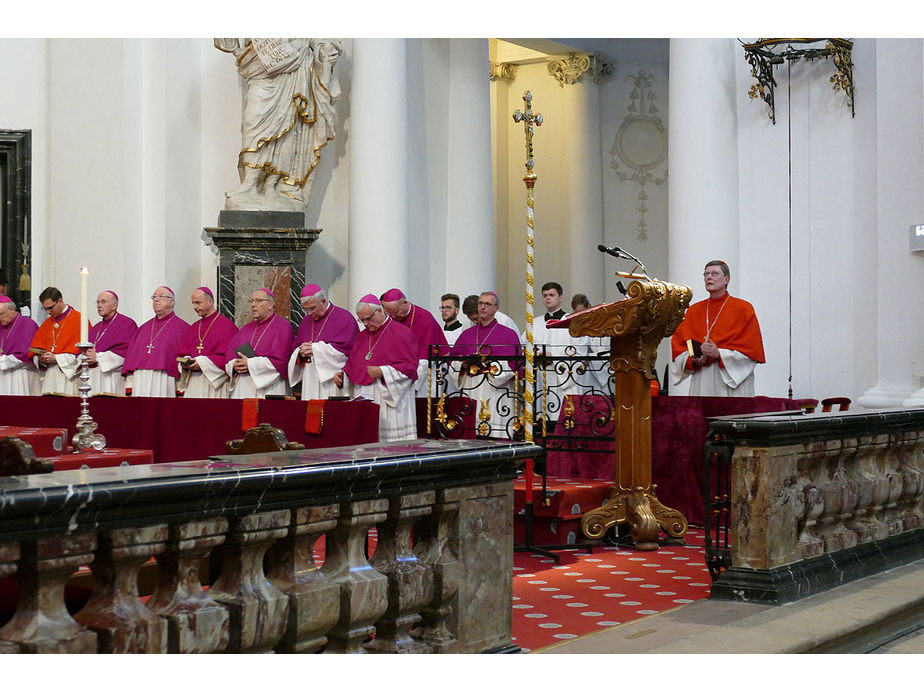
(87, 290, 137, 395)
(122, 286, 190, 397)
(380, 288, 448, 398)
(288, 283, 358, 399)
(335, 294, 419, 442)
(176, 287, 237, 398)
(224, 288, 294, 398)
(0, 296, 40, 395)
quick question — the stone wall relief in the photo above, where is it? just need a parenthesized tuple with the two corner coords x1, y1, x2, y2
(609, 70, 668, 242)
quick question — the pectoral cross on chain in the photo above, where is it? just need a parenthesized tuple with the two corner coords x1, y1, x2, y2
(146, 343, 154, 354)
(196, 343, 204, 354)
(512, 90, 543, 175)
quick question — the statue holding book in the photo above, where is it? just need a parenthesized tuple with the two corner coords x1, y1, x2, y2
(215, 38, 343, 213)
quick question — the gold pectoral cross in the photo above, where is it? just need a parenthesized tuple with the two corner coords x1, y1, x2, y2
(196, 343, 204, 354)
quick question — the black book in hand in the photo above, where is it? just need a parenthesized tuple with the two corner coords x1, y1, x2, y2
(686, 338, 703, 359)
(236, 342, 257, 359)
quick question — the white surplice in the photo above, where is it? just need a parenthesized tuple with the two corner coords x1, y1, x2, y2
(353, 365, 417, 442)
(226, 356, 288, 399)
(0, 355, 40, 395)
(287, 342, 350, 400)
(522, 319, 592, 400)
(452, 362, 517, 439)
(88, 350, 127, 395)
(36, 353, 79, 395)
(129, 369, 176, 398)
(179, 356, 231, 398)
(670, 348, 758, 396)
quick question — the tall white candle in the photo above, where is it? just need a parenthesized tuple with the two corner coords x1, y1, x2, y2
(80, 267, 89, 343)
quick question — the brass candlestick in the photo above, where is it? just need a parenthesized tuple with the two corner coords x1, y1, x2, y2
(71, 342, 107, 452)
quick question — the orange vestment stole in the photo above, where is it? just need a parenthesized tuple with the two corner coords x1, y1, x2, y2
(671, 294, 765, 369)
(30, 307, 87, 355)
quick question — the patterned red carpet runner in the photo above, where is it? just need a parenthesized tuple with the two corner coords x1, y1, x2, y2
(512, 527, 711, 652)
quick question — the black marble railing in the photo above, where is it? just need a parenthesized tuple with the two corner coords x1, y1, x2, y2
(0, 438, 540, 653)
(705, 407, 924, 604)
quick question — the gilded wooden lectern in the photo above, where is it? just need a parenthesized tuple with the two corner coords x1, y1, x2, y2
(553, 274, 692, 550)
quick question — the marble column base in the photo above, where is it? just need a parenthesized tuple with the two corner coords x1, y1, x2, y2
(711, 526, 924, 604)
(202, 224, 320, 329)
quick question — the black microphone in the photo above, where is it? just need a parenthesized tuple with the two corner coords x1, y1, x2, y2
(597, 244, 625, 259)
(616, 281, 627, 296)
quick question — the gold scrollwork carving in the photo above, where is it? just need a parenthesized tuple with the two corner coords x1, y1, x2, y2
(435, 393, 457, 431)
(548, 52, 591, 86)
(477, 399, 492, 437)
(489, 61, 519, 81)
(547, 52, 614, 88)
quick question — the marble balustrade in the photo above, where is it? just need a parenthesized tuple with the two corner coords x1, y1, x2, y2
(707, 408, 924, 604)
(0, 438, 537, 653)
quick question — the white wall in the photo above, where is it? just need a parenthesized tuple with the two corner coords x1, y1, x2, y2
(735, 38, 922, 404)
(0, 39, 48, 305)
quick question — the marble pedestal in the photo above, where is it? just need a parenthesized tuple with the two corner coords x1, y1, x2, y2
(203, 211, 320, 329)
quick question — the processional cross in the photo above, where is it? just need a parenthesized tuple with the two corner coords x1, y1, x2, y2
(512, 91, 543, 177)
(512, 91, 542, 446)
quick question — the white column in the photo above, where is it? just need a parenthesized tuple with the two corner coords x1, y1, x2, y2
(667, 39, 741, 394)
(348, 39, 409, 302)
(859, 39, 924, 409)
(140, 39, 168, 305)
(445, 39, 494, 297)
(562, 76, 605, 304)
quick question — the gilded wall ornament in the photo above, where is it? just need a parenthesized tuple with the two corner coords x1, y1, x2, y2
(609, 71, 668, 242)
(489, 61, 518, 81)
(547, 52, 614, 87)
(548, 53, 590, 86)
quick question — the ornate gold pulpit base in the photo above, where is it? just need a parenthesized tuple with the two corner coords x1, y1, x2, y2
(580, 485, 688, 551)
(558, 275, 693, 552)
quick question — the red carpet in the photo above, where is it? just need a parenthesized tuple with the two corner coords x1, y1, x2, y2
(512, 527, 711, 652)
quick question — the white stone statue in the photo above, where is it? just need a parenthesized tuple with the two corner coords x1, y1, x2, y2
(215, 38, 343, 213)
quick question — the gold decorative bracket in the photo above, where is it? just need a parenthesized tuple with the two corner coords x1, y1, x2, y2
(742, 38, 855, 124)
(489, 61, 519, 81)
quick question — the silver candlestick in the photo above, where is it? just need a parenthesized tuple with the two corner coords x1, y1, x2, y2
(72, 341, 107, 452)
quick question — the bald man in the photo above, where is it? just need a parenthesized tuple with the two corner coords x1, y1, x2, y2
(87, 290, 138, 395)
(122, 286, 190, 397)
(176, 287, 237, 398)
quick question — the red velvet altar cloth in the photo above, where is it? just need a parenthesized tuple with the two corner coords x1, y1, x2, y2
(0, 397, 380, 463)
(0, 425, 68, 458)
(544, 395, 814, 526)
